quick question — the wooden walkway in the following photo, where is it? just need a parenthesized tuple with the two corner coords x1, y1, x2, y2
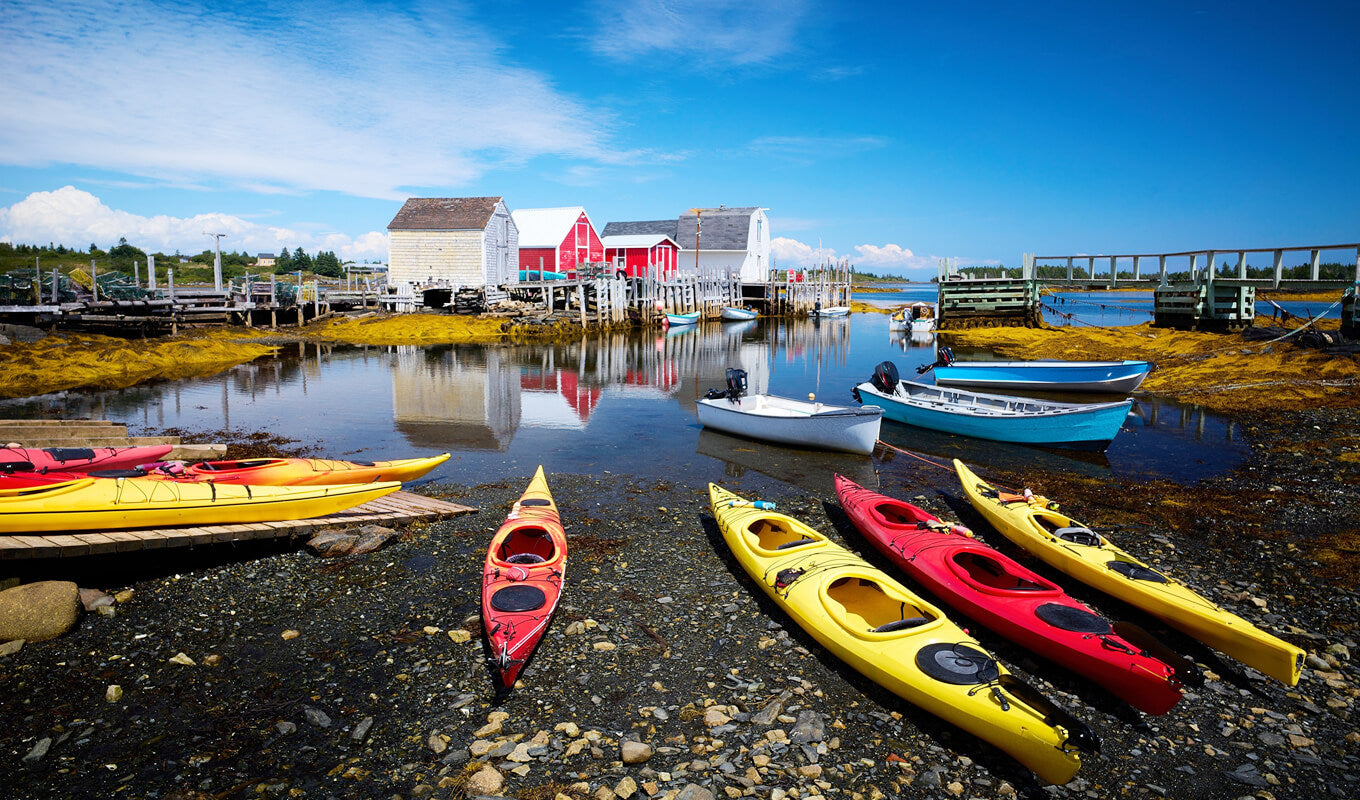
(0, 490, 475, 560)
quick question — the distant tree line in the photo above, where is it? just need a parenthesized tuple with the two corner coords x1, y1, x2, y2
(0, 240, 344, 279)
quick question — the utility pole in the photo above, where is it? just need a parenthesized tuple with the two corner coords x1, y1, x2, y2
(687, 208, 703, 275)
(205, 231, 226, 290)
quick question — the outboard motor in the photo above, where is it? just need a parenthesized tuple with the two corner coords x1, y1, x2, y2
(916, 346, 955, 375)
(725, 368, 748, 399)
(870, 361, 900, 395)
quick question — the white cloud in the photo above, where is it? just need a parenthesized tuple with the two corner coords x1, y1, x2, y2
(588, 0, 809, 66)
(0, 1, 617, 200)
(0, 187, 388, 261)
(773, 236, 997, 279)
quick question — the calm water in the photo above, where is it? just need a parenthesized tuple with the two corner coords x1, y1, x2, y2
(0, 313, 1250, 491)
(858, 283, 1344, 327)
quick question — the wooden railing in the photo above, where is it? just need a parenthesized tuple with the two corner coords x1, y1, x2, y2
(1026, 243, 1360, 288)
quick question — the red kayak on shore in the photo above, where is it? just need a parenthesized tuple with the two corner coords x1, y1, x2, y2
(834, 474, 1188, 715)
(481, 466, 567, 689)
(0, 444, 174, 474)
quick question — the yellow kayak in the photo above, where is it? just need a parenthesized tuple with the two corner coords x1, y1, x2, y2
(954, 460, 1304, 686)
(0, 474, 401, 533)
(709, 484, 1093, 785)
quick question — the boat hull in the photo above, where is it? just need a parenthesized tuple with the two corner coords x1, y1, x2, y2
(481, 466, 567, 688)
(954, 460, 1305, 686)
(855, 379, 1131, 449)
(834, 475, 1183, 714)
(0, 475, 400, 533)
(721, 307, 757, 321)
(934, 360, 1152, 393)
(710, 484, 1086, 785)
(697, 395, 883, 455)
(665, 313, 700, 325)
(0, 444, 174, 473)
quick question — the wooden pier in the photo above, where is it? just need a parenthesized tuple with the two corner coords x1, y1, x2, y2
(1153, 277, 1255, 331)
(1027, 242, 1360, 290)
(935, 260, 1041, 329)
(0, 491, 475, 560)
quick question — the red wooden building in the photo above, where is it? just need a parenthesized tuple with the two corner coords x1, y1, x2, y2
(601, 233, 681, 279)
(510, 206, 604, 278)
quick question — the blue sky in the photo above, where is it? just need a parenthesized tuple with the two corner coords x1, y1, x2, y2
(1, 0, 1356, 278)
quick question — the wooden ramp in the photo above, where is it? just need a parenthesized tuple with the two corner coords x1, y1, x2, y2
(0, 491, 475, 560)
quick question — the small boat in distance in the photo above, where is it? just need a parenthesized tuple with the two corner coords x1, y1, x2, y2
(889, 302, 936, 332)
(721, 306, 758, 321)
(853, 361, 1132, 450)
(812, 305, 850, 317)
(926, 353, 1152, 393)
(697, 369, 883, 455)
(518, 269, 567, 281)
(665, 311, 700, 325)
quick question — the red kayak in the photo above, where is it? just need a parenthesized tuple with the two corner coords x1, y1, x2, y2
(835, 474, 1188, 715)
(0, 444, 174, 473)
(481, 466, 567, 689)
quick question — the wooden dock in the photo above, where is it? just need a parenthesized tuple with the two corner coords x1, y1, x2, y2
(0, 490, 475, 560)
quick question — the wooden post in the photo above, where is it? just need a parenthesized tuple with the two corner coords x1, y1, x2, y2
(578, 282, 586, 327)
(1205, 251, 1215, 291)
(1310, 249, 1321, 281)
(91, 260, 99, 303)
(1109, 256, 1117, 289)
(168, 269, 175, 301)
(1273, 249, 1284, 288)
(1354, 245, 1359, 284)
(148, 255, 156, 291)
(1132, 255, 1141, 282)
(1087, 257, 1094, 285)
(51, 268, 59, 305)
(1158, 255, 1167, 285)
(1236, 251, 1247, 280)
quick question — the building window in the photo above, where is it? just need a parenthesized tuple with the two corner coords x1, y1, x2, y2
(756, 219, 762, 242)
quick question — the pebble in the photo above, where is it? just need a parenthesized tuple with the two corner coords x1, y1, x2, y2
(351, 716, 374, 742)
(303, 707, 331, 728)
(621, 741, 653, 764)
(22, 737, 51, 764)
(466, 765, 504, 795)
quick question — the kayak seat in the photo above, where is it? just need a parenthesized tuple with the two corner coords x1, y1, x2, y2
(1054, 526, 1102, 546)
(749, 519, 818, 551)
(952, 552, 1050, 592)
(1034, 602, 1112, 634)
(1107, 560, 1168, 583)
(874, 617, 930, 633)
(43, 447, 95, 462)
(499, 527, 555, 563)
(505, 553, 546, 565)
(826, 577, 930, 634)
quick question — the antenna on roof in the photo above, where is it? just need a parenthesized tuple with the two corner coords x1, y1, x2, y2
(204, 231, 227, 290)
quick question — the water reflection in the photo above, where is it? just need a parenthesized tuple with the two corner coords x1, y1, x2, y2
(0, 315, 1249, 487)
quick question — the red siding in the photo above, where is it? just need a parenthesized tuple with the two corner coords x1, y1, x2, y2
(605, 241, 680, 279)
(519, 247, 557, 274)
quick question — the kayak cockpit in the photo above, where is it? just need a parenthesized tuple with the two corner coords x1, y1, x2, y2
(870, 501, 933, 529)
(821, 576, 939, 638)
(1032, 514, 1105, 547)
(493, 526, 557, 566)
(744, 518, 825, 554)
(948, 550, 1057, 596)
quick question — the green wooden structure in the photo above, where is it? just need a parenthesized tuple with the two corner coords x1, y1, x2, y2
(1153, 276, 1255, 330)
(1343, 284, 1358, 339)
(937, 275, 1041, 329)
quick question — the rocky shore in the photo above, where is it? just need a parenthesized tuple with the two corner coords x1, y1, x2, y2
(3, 403, 1359, 800)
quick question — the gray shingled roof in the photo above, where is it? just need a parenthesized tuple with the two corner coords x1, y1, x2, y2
(601, 220, 678, 240)
(603, 207, 758, 251)
(388, 197, 503, 231)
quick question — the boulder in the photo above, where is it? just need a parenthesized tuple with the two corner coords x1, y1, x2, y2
(0, 581, 81, 642)
(466, 765, 504, 795)
(306, 530, 357, 557)
(350, 525, 398, 555)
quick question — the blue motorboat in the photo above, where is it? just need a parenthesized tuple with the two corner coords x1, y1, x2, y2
(929, 356, 1152, 394)
(854, 361, 1132, 450)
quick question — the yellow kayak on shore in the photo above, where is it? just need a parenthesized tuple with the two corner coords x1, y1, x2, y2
(709, 484, 1094, 785)
(953, 459, 1304, 686)
(0, 474, 401, 533)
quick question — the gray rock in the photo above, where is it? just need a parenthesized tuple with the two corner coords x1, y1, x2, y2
(275, 721, 296, 735)
(0, 581, 81, 643)
(751, 692, 788, 726)
(351, 525, 398, 555)
(676, 785, 714, 800)
(306, 530, 358, 558)
(1306, 654, 1332, 671)
(789, 710, 825, 745)
(22, 737, 51, 764)
(351, 716, 374, 742)
(0, 638, 23, 657)
(303, 707, 332, 728)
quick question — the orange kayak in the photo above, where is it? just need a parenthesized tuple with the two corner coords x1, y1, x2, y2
(89, 453, 451, 486)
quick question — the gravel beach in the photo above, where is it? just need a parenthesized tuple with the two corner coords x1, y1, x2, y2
(3, 406, 1358, 800)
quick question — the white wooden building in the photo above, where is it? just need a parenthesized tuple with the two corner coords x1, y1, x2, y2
(387, 197, 518, 291)
(601, 206, 771, 283)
